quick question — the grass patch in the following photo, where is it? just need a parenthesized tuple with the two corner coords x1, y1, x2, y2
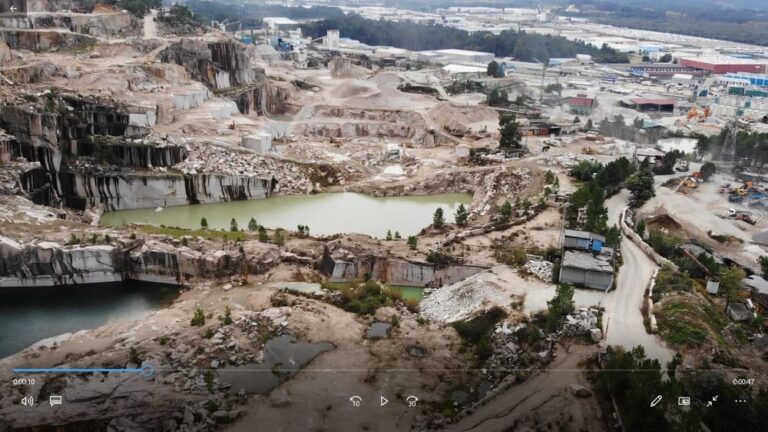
(322, 280, 421, 315)
(656, 291, 728, 350)
(132, 224, 249, 241)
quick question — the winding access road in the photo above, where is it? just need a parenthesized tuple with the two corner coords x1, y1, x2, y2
(601, 190, 674, 365)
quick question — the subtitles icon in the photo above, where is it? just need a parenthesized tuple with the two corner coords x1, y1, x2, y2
(49, 395, 63, 406)
(678, 397, 691, 406)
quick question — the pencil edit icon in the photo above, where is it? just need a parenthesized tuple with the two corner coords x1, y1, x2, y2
(650, 395, 663, 407)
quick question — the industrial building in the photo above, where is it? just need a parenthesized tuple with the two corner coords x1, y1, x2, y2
(723, 72, 768, 88)
(559, 250, 614, 290)
(628, 64, 705, 79)
(263, 17, 301, 35)
(558, 230, 614, 291)
(568, 96, 597, 115)
(418, 49, 495, 65)
(620, 97, 675, 113)
(679, 55, 767, 74)
(712, 94, 768, 121)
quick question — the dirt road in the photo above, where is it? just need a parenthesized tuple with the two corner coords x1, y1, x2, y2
(143, 9, 158, 39)
(603, 190, 674, 365)
(446, 345, 603, 432)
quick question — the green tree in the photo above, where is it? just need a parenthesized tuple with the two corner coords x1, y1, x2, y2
(700, 162, 716, 181)
(407, 235, 417, 250)
(584, 118, 593, 131)
(636, 220, 646, 238)
(498, 114, 520, 149)
(605, 225, 621, 247)
(627, 169, 655, 205)
(223, 305, 233, 325)
(545, 83, 563, 96)
(544, 170, 556, 184)
(394, 231, 401, 239)
(760, 256, 768, 278)
(719, 265, 746, 313)
(128, 346, 141, 365)
(487, 88, 508, 107)
(386, 230, 393, 241)
(433, 207, 445, 228)
(200, 217, 208, 229)
(486, 60, 500, 77)
(248, 217, 259, 231)
(497, 200, 513, 225)
(230, 218, 239, 232)
(258, 226, 269, 242)
(455, 203, 469, 226)
(546, 283, 575, 329)
(274, 229, 286, 246)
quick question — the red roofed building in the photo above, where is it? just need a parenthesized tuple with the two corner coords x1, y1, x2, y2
(568, 96, 597, 115)
(680, 56, 767, 74)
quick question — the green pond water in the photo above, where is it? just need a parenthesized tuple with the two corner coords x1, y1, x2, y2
(101, 192, 472, 238)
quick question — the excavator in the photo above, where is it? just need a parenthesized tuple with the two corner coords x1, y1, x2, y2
(686, 106, 711, 122)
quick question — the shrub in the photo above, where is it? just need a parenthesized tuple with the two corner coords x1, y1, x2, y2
(223, 306, 233, 325)
(191, 307, 205, 326)
(407, 236, 417, 250)
(128, 346, 141, 365)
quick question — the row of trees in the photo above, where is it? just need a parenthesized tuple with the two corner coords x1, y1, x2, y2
(695, 127, 768, 170)
(300, 14, 629, 63)
(568, 157, 636, 236)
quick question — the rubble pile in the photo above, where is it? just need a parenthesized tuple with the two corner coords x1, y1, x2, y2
(483, 320, 554, 381)
(561, 308, 601, 340)
(420, 266, 523, 323)
(175, 143, 318, 193)
(475, 167, 532, 215)
(538, 153, 595, 168)
(525, 258, 554, 282)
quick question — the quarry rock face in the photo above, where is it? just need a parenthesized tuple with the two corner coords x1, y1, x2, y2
(0, 12, 138, 38)
(59, 172, 274, 211)
(318, 245, 484, 287)
(160, 39, 262, 90)
(0, 236, 243, 286)
(0, 29, 97, 51)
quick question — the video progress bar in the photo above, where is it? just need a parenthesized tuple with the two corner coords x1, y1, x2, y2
(14, 365, 155, 376)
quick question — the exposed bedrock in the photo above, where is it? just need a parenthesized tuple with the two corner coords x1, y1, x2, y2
(223, 83, 296, 116)
(318, 246, 485, 287)
(0, 29, 97, 51)
(291, 105, 445, 145)
(58, 172, 274, 211)
(159, 39, 262, 90)
(0, 12, 139, 38)
(0, 236, 123, 286)
(0, 236, 243, 287)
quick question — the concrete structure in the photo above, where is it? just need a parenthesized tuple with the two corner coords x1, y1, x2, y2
(679, 55, 767, 74)
(263, 17, 301, 35)
(559, 250, 614, 290)
(325, 29, 339, 50)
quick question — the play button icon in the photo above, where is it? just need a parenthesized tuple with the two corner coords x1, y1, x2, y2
(380, 396, 389, 407)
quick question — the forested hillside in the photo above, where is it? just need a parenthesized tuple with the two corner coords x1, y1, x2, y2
(301, 14, 628, 63)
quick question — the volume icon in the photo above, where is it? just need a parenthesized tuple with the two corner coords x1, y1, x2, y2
(21, 395, 34, 407)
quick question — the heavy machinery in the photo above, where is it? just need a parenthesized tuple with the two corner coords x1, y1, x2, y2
(686, 105, 711, 122)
